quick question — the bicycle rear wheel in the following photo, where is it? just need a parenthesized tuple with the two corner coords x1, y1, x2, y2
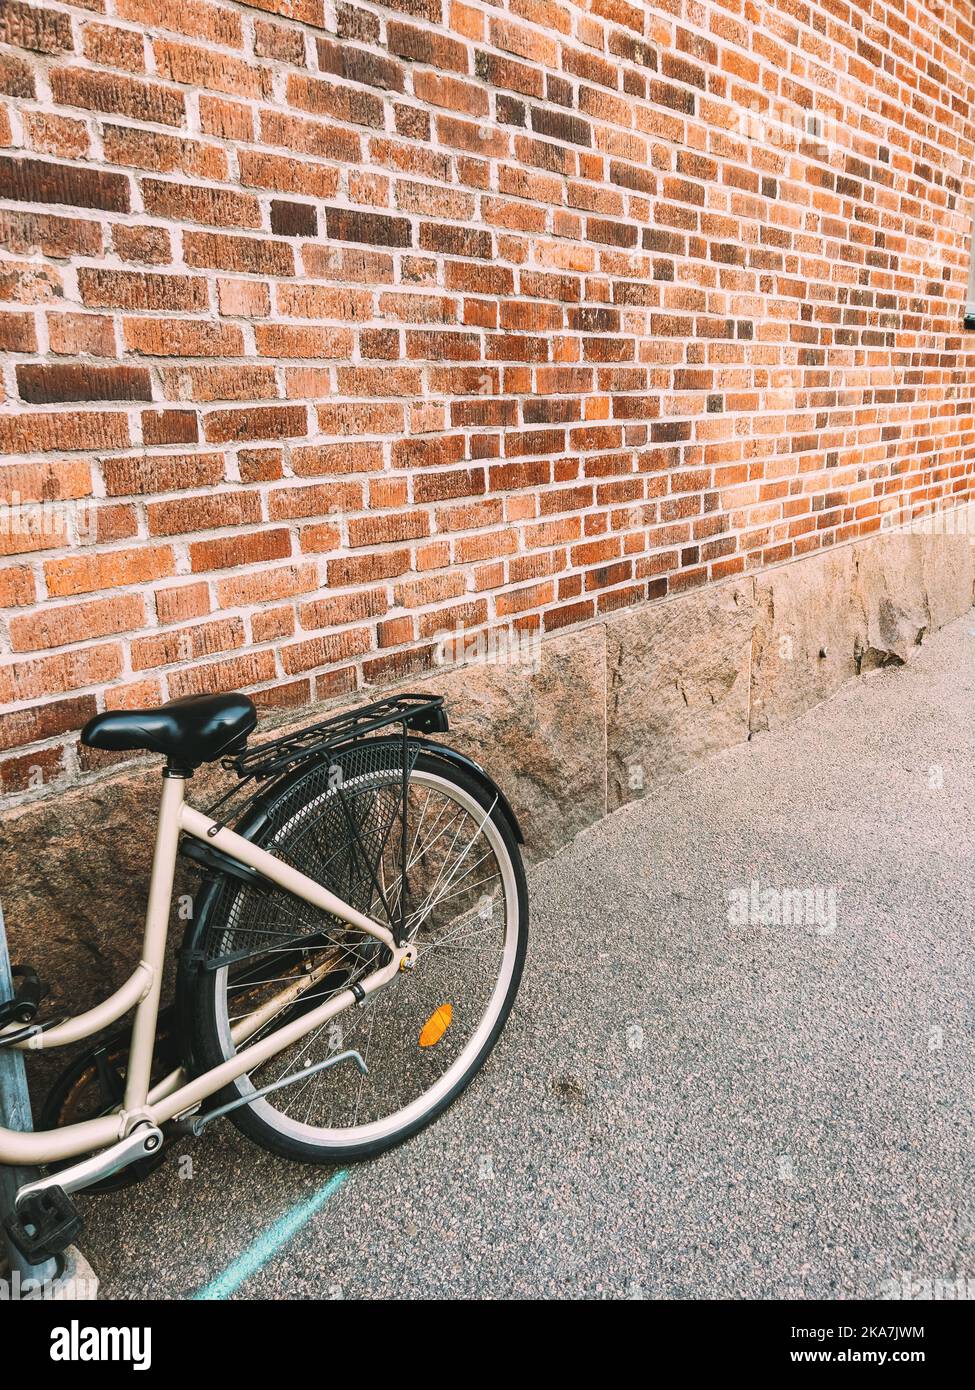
(190, 746, 528, 1161)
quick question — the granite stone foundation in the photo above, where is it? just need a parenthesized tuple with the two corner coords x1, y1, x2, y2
(2, 522, 973, 1027)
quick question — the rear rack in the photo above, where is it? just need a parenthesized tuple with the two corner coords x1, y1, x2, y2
(222, 692, 448, 783)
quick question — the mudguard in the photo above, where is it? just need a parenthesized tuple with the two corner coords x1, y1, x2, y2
(406, 739, 525, 845)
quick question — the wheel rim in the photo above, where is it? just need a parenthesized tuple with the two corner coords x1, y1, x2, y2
(210, 767, 520, 1147)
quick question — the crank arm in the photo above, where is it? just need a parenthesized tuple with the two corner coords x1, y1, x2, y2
(15, 1124, 164, 1209)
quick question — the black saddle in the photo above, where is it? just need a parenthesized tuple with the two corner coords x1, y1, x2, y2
(81, 693, 257, 769)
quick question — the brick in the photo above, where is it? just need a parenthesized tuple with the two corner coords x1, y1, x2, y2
(260, 111, 361, 164)
(238, 151, 339, 201)
(394, 571, 465, 607)
(348, 511, 429, 547)
(23, 112, 89, 159)
(405, 329, 480, 360)
(2, 53, 35, 103)
(101, 678, 164, 712)
(0, 2, 73, 55)
(113, 224, 171, 265)
(0, 312, 36, 352)
(167, 650, 277, 699)
(123, 318, 243, 357)
(147, 490, 260, 536)
(253, 324, 352, 358)
(237, 0, 324, 23)
(417, 599, 485, 638)
(0, 208, 101, 259)
(115, 0, 243, 48)
(323, 206, 413, 248)
(254, 19, 305, 63)
(155, 582, 210, 623)
(0, 460, 92, 510)
(286, 74, 385, 128)
(82, 22, 146, 71)
(189, 527, 291, 572)
(199, 95, 254, 141)
(316, 37, 404, 92)
(0, 639, 124, 706)
(270, 201, 318, 238)
(414, 71, 487, 116)
(0, 566, 35, 608)
(327, 548, 410, 586)
(217, 563, 316, 607)
(87, 502, 139, 546)
(17, 363, 151, 404)
(275, 284, 372, 319)
(78, 269, 207, 312)
(299, 589, 385, 629)
(238, 448, 283, 482)
(9, 593, 146, 652)
(50, 67, 185, 126)
(414, 468, 485, 502)
(0, 745, 67, 793)
(102, 452, 224, 497)
(217, 279, 271, 318)
(153, 39, 267, 100)
(475, 50, 542, 98)
(298, 521, 341, 554)
(530, 106, 591, 146)
(203, 405, 308, 443)
(280, 628, 370, 675)
(291, 441, 383, 475)
(131, 616, 245, 669)
(141, 179, 260, 228)
(316, 401, 405, 435)
(268, 482, 361, 520)
(392, 434, 465, 469)
(159, 365, 276, 401)
(44, 545, 175, 597)
(419, 222, 492, 258)
(142, 409, 199, 445)
(302, 243, 394, 283)
(102, 126, 227, 180)
(388, 21, 467, 71)
(0, 694, 94, 752)
(252, 606, 293, 642)
(0, 412, 129, 455)
(183, 231, 295, 276)
(0, 156, 129, 212)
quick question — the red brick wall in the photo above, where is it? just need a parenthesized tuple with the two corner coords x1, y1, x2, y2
(1, 0, 975, 795)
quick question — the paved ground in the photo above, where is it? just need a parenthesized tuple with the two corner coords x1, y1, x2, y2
(79, 611, 975, 1299)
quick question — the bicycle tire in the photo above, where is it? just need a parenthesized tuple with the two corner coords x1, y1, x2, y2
(188, 748, 528, 1162)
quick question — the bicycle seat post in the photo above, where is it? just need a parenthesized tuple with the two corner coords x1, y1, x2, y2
(121, 764, 188, 1118)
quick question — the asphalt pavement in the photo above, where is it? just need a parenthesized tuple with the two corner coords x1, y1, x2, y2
(77, 608, 975, 1299)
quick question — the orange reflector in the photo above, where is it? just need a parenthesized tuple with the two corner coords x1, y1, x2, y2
(419, 1004, 453, 1048)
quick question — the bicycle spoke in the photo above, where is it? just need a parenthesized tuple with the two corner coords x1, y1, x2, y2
(212, 763, 517, 1139)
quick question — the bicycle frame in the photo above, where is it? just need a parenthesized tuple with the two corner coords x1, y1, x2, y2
(0, 772, 413, 1167)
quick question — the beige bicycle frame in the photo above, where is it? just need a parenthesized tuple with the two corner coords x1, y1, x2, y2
(0, 773, 411, 1166)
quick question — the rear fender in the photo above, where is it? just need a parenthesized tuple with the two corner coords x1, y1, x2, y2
(409, 740, 524, 844)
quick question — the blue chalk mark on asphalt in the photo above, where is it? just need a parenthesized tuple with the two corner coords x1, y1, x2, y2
(192, 1169, 350, 1300)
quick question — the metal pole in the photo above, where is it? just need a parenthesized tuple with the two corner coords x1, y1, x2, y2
(0, 897, 58, 1286)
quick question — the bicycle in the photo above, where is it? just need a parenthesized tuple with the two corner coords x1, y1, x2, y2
(0, 691, 528, 1262)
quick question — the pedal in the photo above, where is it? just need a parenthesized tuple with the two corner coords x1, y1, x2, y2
(0, 963, 48, 1030)
(4, 1185, 83, 1263)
